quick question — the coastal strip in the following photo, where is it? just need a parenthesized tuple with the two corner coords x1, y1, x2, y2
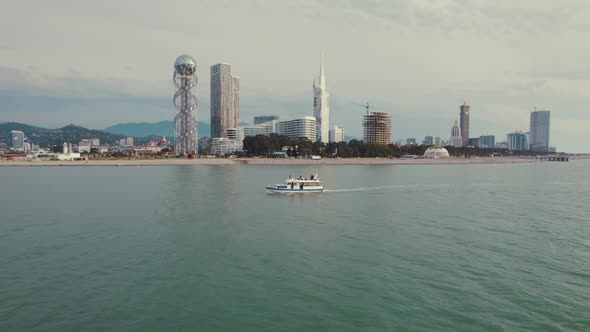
(0, 156, 577, 167)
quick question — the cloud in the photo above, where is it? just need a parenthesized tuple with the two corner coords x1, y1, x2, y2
(0, 1, 589, 151)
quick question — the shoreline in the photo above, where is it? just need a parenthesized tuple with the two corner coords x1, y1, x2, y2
(0, 156, 582, 167)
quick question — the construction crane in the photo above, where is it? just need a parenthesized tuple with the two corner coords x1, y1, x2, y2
(355, 102, 372, 115)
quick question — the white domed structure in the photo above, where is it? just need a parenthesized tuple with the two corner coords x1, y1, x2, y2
(423, 146, 450, 159)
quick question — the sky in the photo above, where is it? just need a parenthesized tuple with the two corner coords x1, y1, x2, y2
(1, 0, 589, 152)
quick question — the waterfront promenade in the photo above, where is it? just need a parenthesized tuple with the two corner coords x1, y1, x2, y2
(0, 156, 564, 167)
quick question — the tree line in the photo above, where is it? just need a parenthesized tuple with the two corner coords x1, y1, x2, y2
(237, 134, 545, 158)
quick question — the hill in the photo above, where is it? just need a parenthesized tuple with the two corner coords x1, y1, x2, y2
(0, 122, 126, 147)
(103, 121, 211, 138)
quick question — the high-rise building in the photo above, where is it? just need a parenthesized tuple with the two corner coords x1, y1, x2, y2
(460, 102, 470, 147)
(277, 116, 316, 140)
(450, 120, 462, 147)
(479, 135, 495, 148)
(423, 136, 434, 145)
(126, 137, 134, 147)
(211, 63, 240, 138)
(507, 132, 528, 151)
(329, 126, 345, 143)
(407, 138, 417, 145)
(173, 54, 199, 156)
(313, 55, 330, 143)
(363, 112, 392, 144)
(253, 115, 278, 125)
(10, 130, 24, 150)
(529, 110, 550, 152)
(435, 137, 441, 145)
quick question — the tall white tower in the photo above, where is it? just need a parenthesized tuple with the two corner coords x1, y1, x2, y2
(313, 54, 330, 143)
(173, 54, 199, 156)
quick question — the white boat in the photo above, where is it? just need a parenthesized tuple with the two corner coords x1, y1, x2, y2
(266, 175, 324, 193)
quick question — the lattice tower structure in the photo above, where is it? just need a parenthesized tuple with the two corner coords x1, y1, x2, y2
(173, 55, 199, 156)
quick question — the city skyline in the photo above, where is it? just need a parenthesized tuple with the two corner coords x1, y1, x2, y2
(1, 1, 589, 152)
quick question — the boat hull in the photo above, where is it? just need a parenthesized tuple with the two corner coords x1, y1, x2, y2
(266, 186, 323, 194)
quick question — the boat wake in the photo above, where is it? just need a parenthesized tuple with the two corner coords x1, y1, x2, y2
(324, 185, 407, 193)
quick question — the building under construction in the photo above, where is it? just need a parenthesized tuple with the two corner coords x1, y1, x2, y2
(363, 112, 392, 144)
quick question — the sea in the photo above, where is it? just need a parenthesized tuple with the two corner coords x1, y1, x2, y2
(1, 161, 589, 331)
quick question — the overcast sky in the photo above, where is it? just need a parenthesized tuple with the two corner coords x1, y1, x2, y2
(1, 0, 589, 151)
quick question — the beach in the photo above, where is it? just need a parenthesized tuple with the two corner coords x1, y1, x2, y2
(0, 156, 569, 167)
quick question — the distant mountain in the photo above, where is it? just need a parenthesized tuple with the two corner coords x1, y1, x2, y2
(102, 121, 211, 138)
(0, 122, 126, 147)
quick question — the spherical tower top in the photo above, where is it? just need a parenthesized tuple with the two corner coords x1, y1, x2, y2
(174, 54, 196, 76)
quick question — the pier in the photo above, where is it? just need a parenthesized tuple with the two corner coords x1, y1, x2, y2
(536, 155, 569, 162)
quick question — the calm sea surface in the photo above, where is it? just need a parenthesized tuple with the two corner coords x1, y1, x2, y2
(1, 161, 590, 331)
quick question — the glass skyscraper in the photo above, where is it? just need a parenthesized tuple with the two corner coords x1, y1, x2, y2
(529, 110, 550, 152)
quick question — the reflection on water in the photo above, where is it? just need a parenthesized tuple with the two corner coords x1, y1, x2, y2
(1, 161, 590, 331)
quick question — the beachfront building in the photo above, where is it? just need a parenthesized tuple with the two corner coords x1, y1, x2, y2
(242, 120, 277, 138)
(507, 131, 528, 151)
(450, 121, 462, 147)
(529, 110, 550, 152)
(363, 112, 392, 144)
(226, 127, 245, 142)
(329, 126, 345, 143)
(277, 116, 316, 140)
(479, 135, 495, 148)
(313, 55, 330, 143)
(210, 63, 240, 138)
(78, 139, 91, 153)
(211, 137, 242, 155)
(10, 130, 25, 150)
(28, 142, 84, 161)
(125, 137, 134, 147)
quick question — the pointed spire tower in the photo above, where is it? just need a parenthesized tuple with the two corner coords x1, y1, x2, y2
(313, 52, 330, 143)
